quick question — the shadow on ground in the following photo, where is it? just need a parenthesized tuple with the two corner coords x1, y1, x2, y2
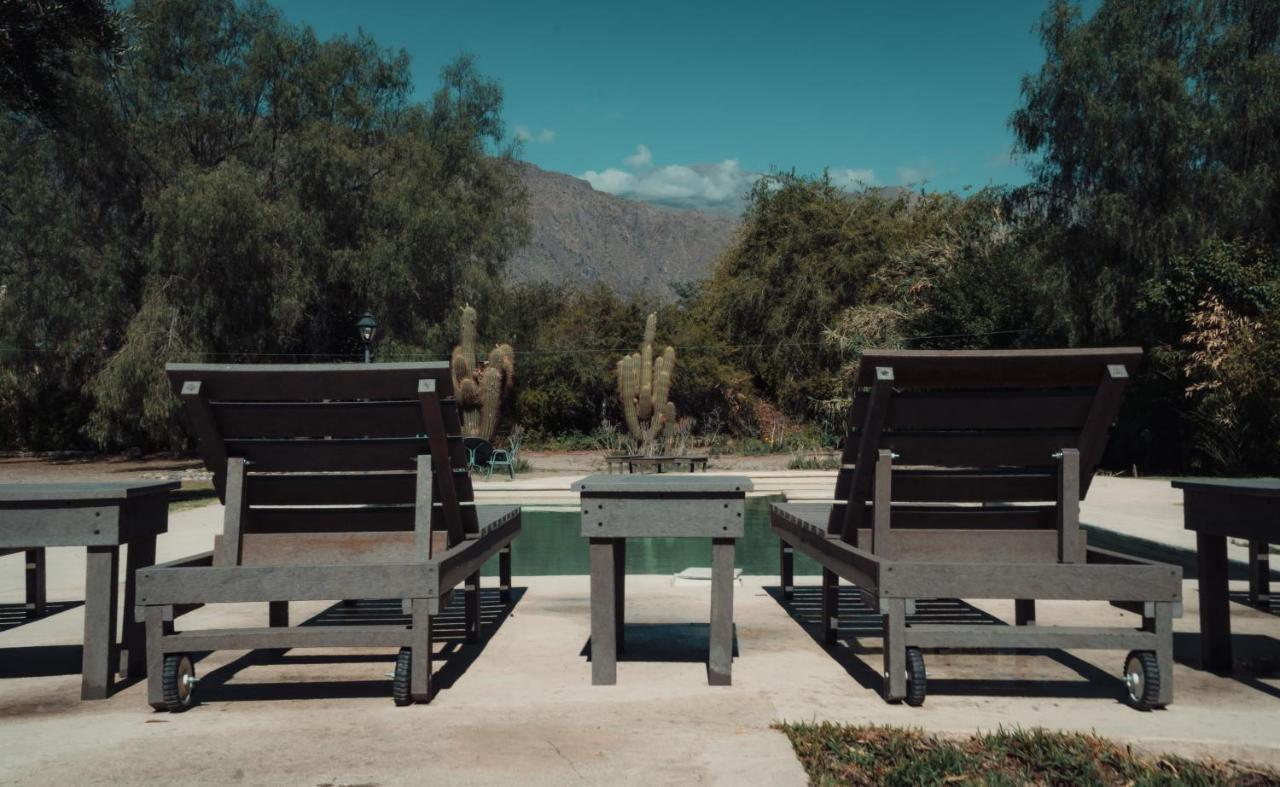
(181, 587, 525, 705)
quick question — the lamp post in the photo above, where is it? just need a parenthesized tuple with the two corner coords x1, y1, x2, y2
(356, 311, 378, 363)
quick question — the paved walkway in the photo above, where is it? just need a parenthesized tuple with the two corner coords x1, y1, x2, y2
(1, 477, 1278, 784)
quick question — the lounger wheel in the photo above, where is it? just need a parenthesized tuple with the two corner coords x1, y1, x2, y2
(1123, 650, 1162, 710)
(161, 654, 197, 713)
(392, 647, 413, 706)
(905, 647, 927, 707)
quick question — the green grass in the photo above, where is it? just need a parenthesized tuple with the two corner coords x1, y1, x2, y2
(774, 723, 1278, 786)
(168, 481, 218, 512)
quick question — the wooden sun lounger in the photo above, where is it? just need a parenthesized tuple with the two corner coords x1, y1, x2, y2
(135, 363, 520, 711)
(771, 348, 1181, 709)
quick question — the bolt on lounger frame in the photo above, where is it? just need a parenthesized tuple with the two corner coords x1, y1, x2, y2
(771, 349, 1181, 709)
(136, 363, 520, 711)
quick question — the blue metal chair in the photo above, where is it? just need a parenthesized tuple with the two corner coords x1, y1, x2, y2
(488, 433, 521, 480)
(463, 437, 494, 476)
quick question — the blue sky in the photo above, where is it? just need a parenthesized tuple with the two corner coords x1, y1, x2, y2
(271, 0, 1089, 213)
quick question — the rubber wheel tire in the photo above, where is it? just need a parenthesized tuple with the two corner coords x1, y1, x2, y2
(1123, 650, 1162, 710)
(905, 647, 927, 707)
(161, 653, 196, 713)
(392, 647, 413, 706)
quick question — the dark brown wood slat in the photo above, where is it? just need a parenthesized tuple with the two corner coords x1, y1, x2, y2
(213, 400, 423, 439)
(891, 470, 1057, 502)
(852, 348, 1142, 388)
(248, 473, 417, 506)
(848, 390, 1096, 431)
(845, 526, 1079, 562)
(226, 438, 428, 471)
(834, 367, 894, 542)
(244, 506, 414, 534)
(418, 381, 464, 545)
(872, 430, 1078, 467)
(166, 362, 454, 401)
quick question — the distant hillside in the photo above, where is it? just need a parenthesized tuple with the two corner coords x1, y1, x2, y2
(505, 163, 740, 301)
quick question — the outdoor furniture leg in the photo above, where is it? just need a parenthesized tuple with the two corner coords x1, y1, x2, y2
(120, 534, 157, 678)
(465, 571, 481, 643)
(81, 545, 120, 700)
(882, 597, 907, 701)
(24, 548, 46, 619)
(410, 600, 433, 703)
(821, 568, 839, 645)
(780, 540, 794, 602)
(499, 545, 512, 606)
(269, 601, 289, 627)
(1196, 531, 1233, 673)
(709, 538, 734, 685)
(613, 539, 625, 653)
(1248, 540, 1270, 609)
(1015, 599, 1036, 626)
(143, 606, 167, 710)
(589, 538, 617, 685)
(1145, 601, 1175, 706)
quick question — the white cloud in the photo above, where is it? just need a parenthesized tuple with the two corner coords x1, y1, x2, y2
(829, 168, 878, 189)
(896, 166, 926, 185)
(624, 143, 652, 167)
(515, 125, 556, 144)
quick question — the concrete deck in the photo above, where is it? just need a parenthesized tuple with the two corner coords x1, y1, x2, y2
(1, 477, 1278, 784)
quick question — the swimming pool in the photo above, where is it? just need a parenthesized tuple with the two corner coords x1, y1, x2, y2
(482, 496, 824, 576)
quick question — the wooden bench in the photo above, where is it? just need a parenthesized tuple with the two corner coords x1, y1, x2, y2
(136, 363, 520, 711)
(772, 348, 1181, 709)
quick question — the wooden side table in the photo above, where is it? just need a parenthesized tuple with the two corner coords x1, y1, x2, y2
(1172, 478, 1279, 673)
(575, 474, 752, 686)
(0, 481, 178, 699)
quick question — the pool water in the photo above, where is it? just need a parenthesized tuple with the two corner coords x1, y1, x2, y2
(481, 496, 824, 577)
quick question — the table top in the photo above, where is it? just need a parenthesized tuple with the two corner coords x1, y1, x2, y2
(576, 474, 752, 494)
(0, 481, 181, 503)
(1171, 477, 1280, 497)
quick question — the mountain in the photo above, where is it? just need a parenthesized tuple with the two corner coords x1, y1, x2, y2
(504, 162, 740, 302)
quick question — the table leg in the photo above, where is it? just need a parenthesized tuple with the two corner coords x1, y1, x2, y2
(613, 539, 626, 653)
(709, 538, 735, 686)
(1015, 599, 1036, 626)
(1248, 540, 1270, 609)
(821, 568, 839, 646)
(82, 545, 120, 700)
(1197, 531, 1233, 673)
(25, 548, 46, 619)
(780, 540, 794, 602)
(120, 534, 157, 678)
(589, 538, 617, 685)
(465, 571, 481, 643)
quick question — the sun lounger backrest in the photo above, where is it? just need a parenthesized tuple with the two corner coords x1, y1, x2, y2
(827, 348, 1141, 551)
(166, 363, 478, 567)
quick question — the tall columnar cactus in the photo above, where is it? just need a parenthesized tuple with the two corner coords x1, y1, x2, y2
(617, 313, 677, 446)
(450, 305, 515, 441)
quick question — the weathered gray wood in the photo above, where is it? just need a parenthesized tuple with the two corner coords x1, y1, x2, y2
(0, 503, 121, 547)
(835, 366, 894, 541)
(709, 538, 734, 686)
(1146, 601, 1175, 705)
(167, 361, 454, 401)
(81, 546, 119, 700)
(161, 624, 413, 652)
(144, 606, 166, 710)
(821, 568, 839, 646)
(877, 559, 1181, 602)
(882, 597, 907, 701)
(574, 474, 751, 494)
(1015, 599, 1036, 626)
(769, 512, 880, 591)
(411, 599, 432, 702)
(1056, 448, 1081, 562)
(1076, 365, 1129, 496)
(120, 533, 156, 678)
(589, 538, 617, 685)
(499, 545, 512, 605)
(418, 379, 464, 545)
(24, 548, 45, 619)
(872, 450, 892, 554)
(1196, 531, 1232, 672)
(580, 497, 745, 538)
(1249, 540, 1270, 608)
(780, 541, 794, 601)
(415, 454, 435, 561)
(179, 380, 231, 496)
(136, 563, 440, 605)
(434, 510, 521, 591)
(220, 458, 249, 566)
(1180, 484, 1280, 540)
(903, 624, 1158, 650)
(613, 539, 626, 652)
(0, 481, 178, 502)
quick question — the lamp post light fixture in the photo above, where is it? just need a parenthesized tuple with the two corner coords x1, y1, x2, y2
(356, 311, 378, 363)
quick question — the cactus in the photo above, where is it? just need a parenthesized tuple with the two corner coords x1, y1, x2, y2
(617, 313, 677, 449)
(450, 305, 514, 441)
